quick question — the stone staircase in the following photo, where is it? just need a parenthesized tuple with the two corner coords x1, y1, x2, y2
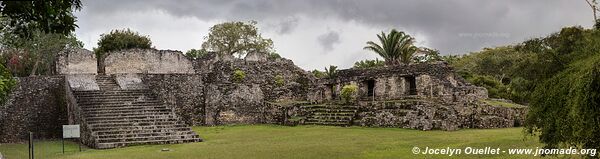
(301, 105, 358, 126)
(72, 75, 202, 149)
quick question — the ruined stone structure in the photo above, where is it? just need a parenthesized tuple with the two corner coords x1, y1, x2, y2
(0, 48, 526, 147)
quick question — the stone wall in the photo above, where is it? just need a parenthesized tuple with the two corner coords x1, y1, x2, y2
(105, 49, 195, 74)
(322, 62, 486, 102)
(142, 74, 205, 126)
(56, 48, 97, 74)
(354, 100, 526, 130)
(0, 76, 67, 142)
(204, 83, 266, 125)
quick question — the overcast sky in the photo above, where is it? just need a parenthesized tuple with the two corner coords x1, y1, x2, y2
(74, 0, 594, 70)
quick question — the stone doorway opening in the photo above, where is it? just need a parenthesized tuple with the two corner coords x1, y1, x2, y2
(406, 76, 417, 95)
(365, 80, 375, 97)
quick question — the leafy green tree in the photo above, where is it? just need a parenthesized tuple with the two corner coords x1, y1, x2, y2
(324, 65, 338, 78)
(94, 29, 152, 74)
(526, 53, 600, 155)
(201, 21, 275, 58)
(0, 0, 82, 38)
(353, 58, 384, 69)
(595, 19, 600, 29)
(364, 29, 418, 65)
(413, 47, 442, 63)
(0, 30, 82, 76)
(185, 48, 208, 59)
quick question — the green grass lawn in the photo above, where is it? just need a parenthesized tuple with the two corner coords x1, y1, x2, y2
(0, 125, 548, 159)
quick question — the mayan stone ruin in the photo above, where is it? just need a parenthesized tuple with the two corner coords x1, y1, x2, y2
(0, 48, 526, 148)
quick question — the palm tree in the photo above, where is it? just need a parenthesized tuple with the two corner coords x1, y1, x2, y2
(324, 65, 338, 78)
(364, 29, 418, 65)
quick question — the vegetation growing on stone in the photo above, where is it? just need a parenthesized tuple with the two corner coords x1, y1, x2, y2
(274, 75, 284, 87)
(232, 69, 246, 83)
(340, 84, 358, 104)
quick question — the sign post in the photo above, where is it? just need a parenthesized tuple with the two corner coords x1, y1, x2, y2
(62, 125, 81, 153)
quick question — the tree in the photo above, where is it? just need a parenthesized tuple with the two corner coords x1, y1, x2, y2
(185, 48, 208, 59)
(526, 54, 600, 155)
(1, 30, 82, 76)
(201, 21, 275, 58)
(413, 47, 442, 63)
(585, 0, 599, 24)
(364, 29, 418, 65)
(324, 65, 338, 78)
(0, 0, 82, 38)
(353, 58, 384, 69)
(94, 28, 152, 74)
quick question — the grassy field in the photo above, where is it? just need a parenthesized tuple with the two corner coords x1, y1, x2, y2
(0, 125, 547, 159)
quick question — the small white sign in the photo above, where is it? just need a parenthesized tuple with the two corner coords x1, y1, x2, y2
(63, 125, 80, 138)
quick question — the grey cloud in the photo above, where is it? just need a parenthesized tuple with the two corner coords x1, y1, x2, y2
(78, 0, 592, 54)
(317, 31, 340, 52)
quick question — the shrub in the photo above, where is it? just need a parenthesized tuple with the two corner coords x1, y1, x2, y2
(0, 64, 16, 104)
(94, 28, 152, 55)
(268, 52, 281, 60)
(275, 75, 284, 87)
(232, 69, 246, 83)
(340, 84, 358, 104)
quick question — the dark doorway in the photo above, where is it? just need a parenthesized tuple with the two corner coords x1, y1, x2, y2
(365, 80, 375, 97)
(406, 76, 417, 95)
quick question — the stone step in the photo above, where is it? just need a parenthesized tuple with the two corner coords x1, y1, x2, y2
(305, 118, 352, 123)
(96, 138, 201, 149)
(78, 101, 162, 106)
(310, 112, 355, 116)
(93, 127, 193, 136)
(83, 105, 169, 112)
(308, 116, 353, 120)
(308, 108, 357, 113)
(86, 118, 179, 125)
(75, 95, 154, 100)
(96, 131, 197, 139)
(74, 90, 151, 94)
(91, 124, 190, 132)
(90, 122, 186, 130)
(98, 134, 198, 143)
(88, 121, 185, 130)
(85, 111, 173, 118)
(303, 121, 349, 126)
(84, 108, 171, 115)
(300, 105, 358, 109)
(82, 105, 168, 111)
(85, 114, 175, 122)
